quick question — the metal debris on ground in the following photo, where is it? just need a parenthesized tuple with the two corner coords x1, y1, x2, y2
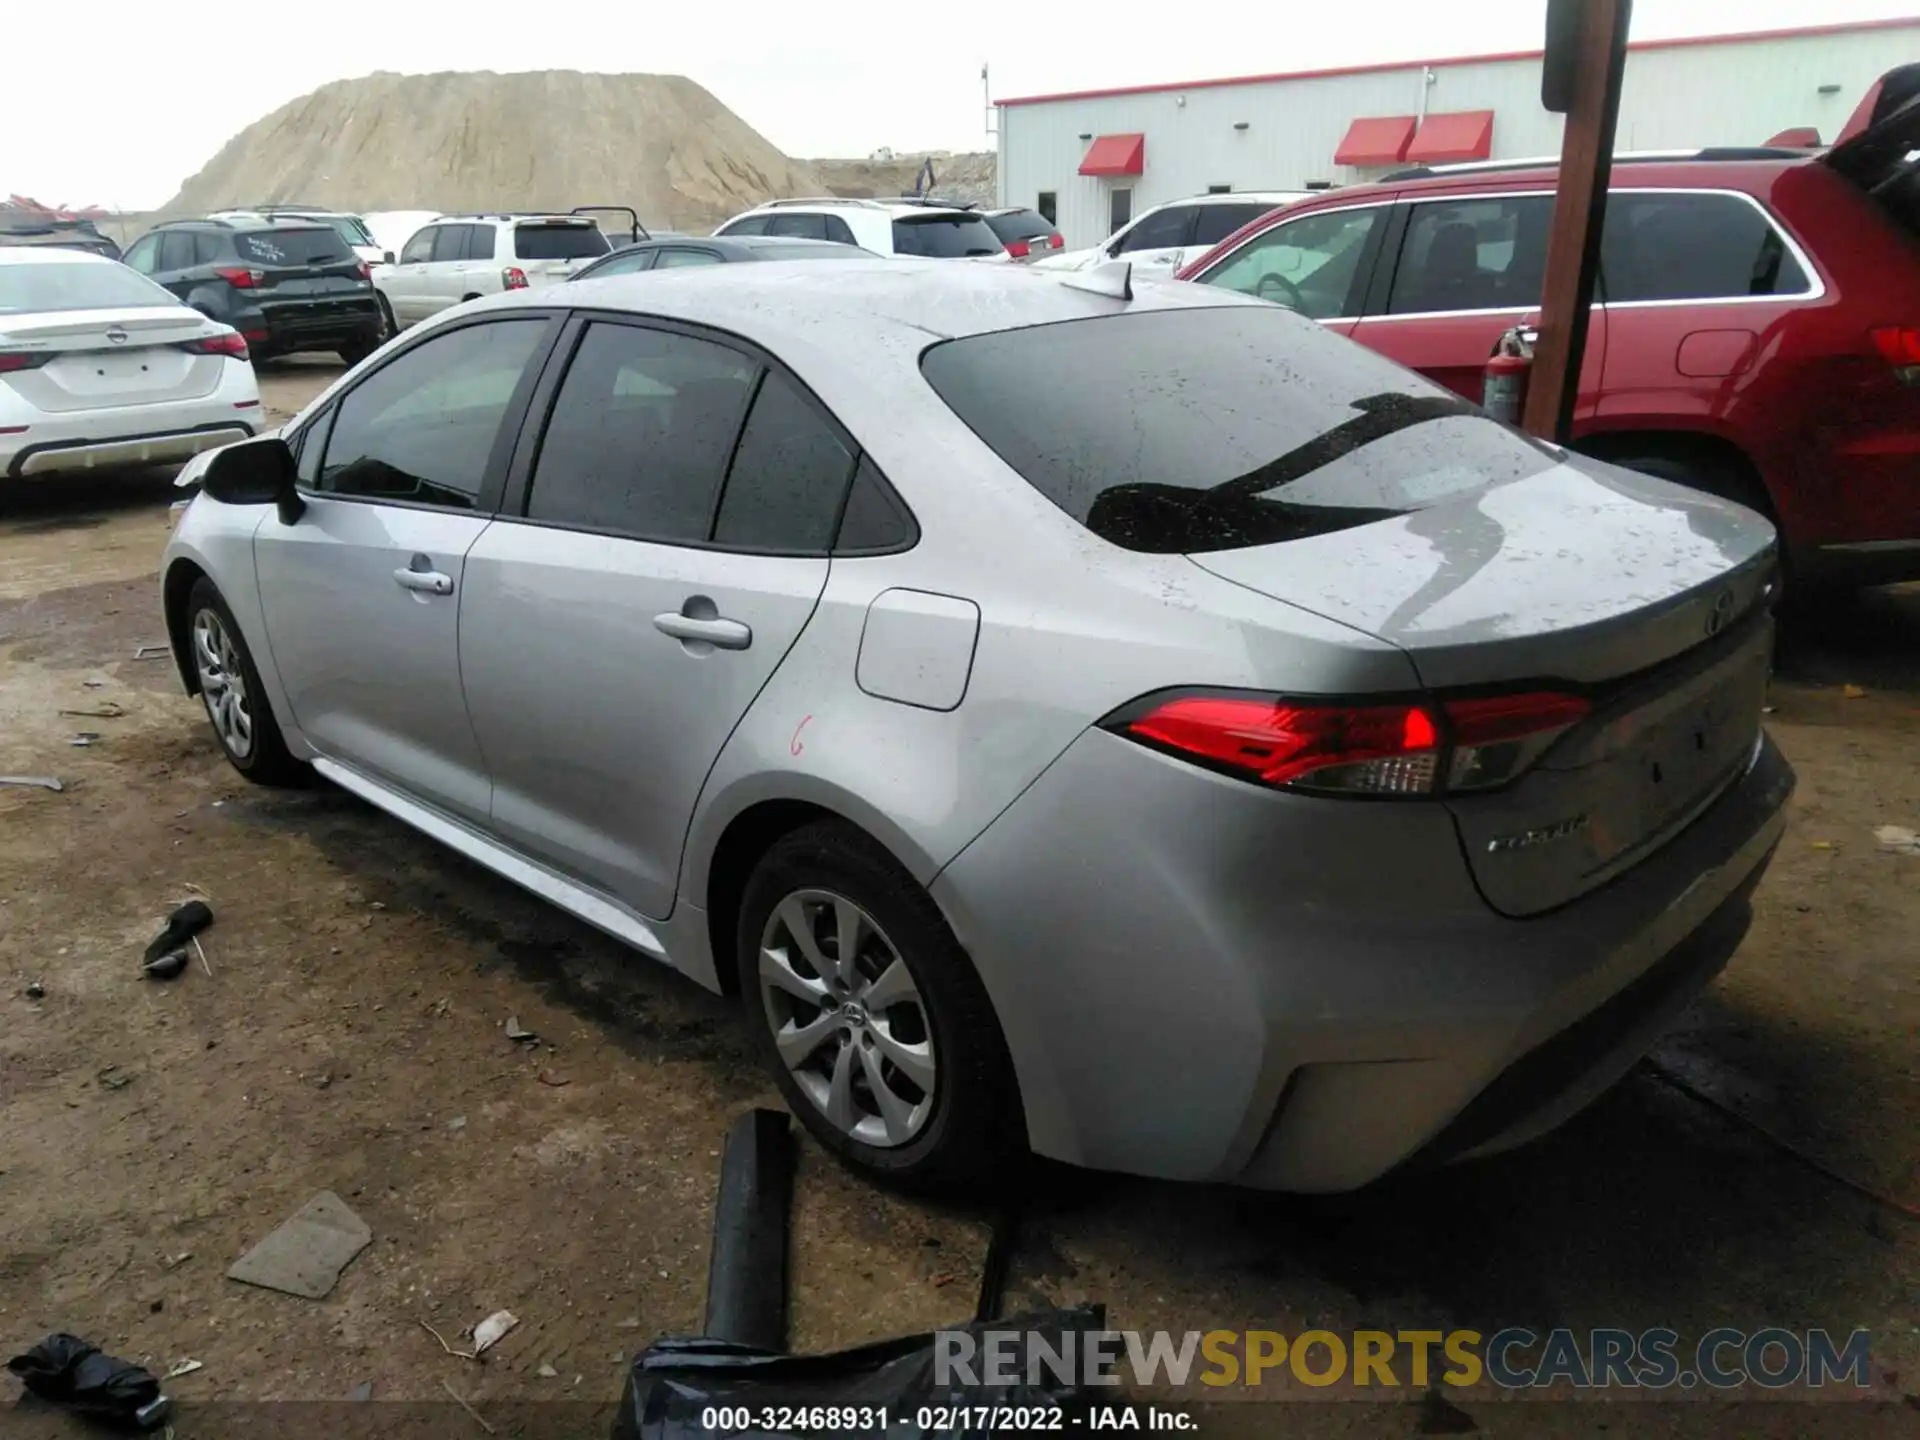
(61, 703, 126, 718)
(0, 775, 64, 792)
(472, 1310, 519, 1356)
(1874, 825, 1920, 855)
(537, 1362, 558, 1378)
(504, 1015, 536, 1042)
(132, 644, 170, 660)
(226, 1191, 372, 1300)
(163, 1359, 203, 1380)
(70, 733, 101, 747)
(98, 1066, 134, 1091)
(25, 981, 45, 1000)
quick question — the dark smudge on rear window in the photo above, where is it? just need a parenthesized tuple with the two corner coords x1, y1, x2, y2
(918, 306, 1557, 553)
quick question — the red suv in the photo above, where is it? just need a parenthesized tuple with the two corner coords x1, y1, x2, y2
(1176, 118, 1920, 592)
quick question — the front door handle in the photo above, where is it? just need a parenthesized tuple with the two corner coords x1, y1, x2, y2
(653, 611, 751, 650)
(394, 566, 454, 596)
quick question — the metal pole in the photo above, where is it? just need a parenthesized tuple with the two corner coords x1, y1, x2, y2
(1522, 0, 1632, 443)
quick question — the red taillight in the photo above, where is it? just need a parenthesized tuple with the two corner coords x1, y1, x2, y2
(1005, 240, 1031, 259)
(1112, 689, 1589, 797)
(0, 351, 52, 373)
(1869, 325, 1920, 384)
(242, 329, 270, 345)
(180, 332, 250, 360)
(502, 266, 529, 290)
(213, 266, 264, 289)
(356, 260, 372, 281)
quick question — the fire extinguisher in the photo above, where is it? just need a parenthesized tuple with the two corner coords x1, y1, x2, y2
(1483, 325, 1536, 425)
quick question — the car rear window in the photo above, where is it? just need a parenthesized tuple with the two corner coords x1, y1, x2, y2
(0, 261, 178, 314)
(985, 210, 1056, 244)
(236, 228, 351, 266)
(919, 306, 1557, 554)
(891, 214, 1004, 258)
(515, 223, 611, 261)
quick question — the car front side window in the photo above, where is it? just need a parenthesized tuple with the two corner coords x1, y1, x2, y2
(317, 319, 549, 510)
(1196, 206, 1385, 319)
(122, 235, 160, 274)
(399, 228, 436, 264)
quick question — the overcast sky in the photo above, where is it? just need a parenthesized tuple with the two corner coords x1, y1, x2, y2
(6, 0, 1914, 208)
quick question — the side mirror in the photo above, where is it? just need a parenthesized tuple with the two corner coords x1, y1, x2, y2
(383, 250, 396, 266)
(202, 436, 305, 526)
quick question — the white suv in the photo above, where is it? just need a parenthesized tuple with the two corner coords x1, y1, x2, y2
(1034, 191, 1310, 279)
(374, 214, 613, 330)
(714, 199, 1008, 261)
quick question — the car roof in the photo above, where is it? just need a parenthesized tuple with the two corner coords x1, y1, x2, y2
(0, 244, 115, 266)
(736, 198, 979, 221)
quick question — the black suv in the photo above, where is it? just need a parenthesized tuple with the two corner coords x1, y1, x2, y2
(121, 218, 383, 363)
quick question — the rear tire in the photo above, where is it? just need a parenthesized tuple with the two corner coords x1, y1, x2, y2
(734, 820, 1026, 1199)
(337, 332, 379, 367)
(185, 578, 308, 787)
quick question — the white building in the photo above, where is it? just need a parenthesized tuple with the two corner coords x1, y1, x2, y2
(994, 17, 1919, 249)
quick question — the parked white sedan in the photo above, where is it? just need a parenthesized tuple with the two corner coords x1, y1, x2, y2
(1, 248, 261, 479)
(1033, 191, 1309, 280)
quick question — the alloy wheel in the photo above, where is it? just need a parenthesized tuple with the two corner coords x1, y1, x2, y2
(192, 608, 254, 761)
(757, 888, 936, 1148)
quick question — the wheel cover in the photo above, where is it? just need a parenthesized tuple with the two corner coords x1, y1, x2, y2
(191, 608, 255, 761)
(757, 888, 936, 1148)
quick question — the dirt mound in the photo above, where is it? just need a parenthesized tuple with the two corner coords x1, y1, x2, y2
(812, 152, 997, 209)
(161, 71, 830, 233)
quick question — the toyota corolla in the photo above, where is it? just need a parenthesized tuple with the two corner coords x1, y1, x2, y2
(159, 260, 1791, 1195)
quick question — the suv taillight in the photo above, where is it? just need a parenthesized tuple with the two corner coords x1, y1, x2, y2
(502, 266, 529, 290)
(214, 266, 264, 289)
(1868, 326, 1920, 385)
(355, 260, 372, 281)
(1005, 240, 1031, 259)
(178, 333, 250, 360)
(1107, 690, 1589, 797)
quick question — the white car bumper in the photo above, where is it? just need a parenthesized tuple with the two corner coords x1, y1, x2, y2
(2, 367, 261, 479)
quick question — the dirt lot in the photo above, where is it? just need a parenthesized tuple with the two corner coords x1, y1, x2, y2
(2, 359, 1916, 1436)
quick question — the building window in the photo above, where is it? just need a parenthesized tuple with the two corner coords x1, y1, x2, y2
(1208, 184, 1232, 194)
(1109, 187, 1133, 234)
(1036, 191, 1057, 225)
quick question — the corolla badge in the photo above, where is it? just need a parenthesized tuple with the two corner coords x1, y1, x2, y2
(1487, 814, 1590, 853)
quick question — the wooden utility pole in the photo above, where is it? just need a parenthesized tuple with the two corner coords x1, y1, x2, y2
(1523, 0, 1633, 442)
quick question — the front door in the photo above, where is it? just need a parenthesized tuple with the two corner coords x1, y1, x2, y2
(460, 319, 849, 917)
(383, 225, 439, 325)
(1348, 193, 1606, 417)
(253, 314, 556, 823)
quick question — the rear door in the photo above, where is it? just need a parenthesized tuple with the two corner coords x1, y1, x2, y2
(1185, 202, 1394, 338)
(459, 316, 843, 917)
(383, 225, 440, 324)
(431, 224, 487, 309)
(1347, 192, 1606, 413)
(252, 314, 558, 823)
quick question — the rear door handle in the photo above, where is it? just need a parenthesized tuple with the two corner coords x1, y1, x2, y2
(394, 567, 454, 596)
(653, 612, 751, 649)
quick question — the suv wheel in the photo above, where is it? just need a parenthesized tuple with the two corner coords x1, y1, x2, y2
(735, 820, 1025, 1198)
(186, 578, 307, 786)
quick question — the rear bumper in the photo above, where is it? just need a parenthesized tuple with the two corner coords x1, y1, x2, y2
(251, 297, 381, 353)
(5, 420, 258, 478)
(932, 726, 1793, 1191)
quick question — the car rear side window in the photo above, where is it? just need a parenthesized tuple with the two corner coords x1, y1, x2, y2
(237, 228, 350, 266)
(1192, 202, 1278, 247)
(986, 210, 1056, 244)
(526, 322, 758, 542)
(718, 215, 770, 236)
(1116, 205, 1193, 254)
(891, 214, 1003, 258)
(713, 371, 855, 552)
(318, 319, 548, 510)
(1388, 196, 1553, 314)
(158, 232, 197, 271)
(823, 215, 858, 246)
(193, 233, 224, 265)
(765, 213, 829, 240)
(920, 306, 1555, 554)
(465, 225, 498, 261)
(1600, 193, 1811, 302)
(834, 456, 916, 553)
(515, 224, 610, 261)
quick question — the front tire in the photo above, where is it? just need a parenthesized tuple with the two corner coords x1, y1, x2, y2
(735, 821, 1025, 1198)
(185, 578, 307, 786)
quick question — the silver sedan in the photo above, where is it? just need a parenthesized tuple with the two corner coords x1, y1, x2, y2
(160, 260, 1792, 1195)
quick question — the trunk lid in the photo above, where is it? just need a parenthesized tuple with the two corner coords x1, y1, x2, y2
(1, 307, 226, 410)
(1189, 458, 1778, 915)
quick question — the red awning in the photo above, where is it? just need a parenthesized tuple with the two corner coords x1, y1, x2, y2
(1765, 125, 1822, 147)
(1078, 133, 1145, 177)
(1404, 109, 1495, 164)
(1333, 115, 1417, 167)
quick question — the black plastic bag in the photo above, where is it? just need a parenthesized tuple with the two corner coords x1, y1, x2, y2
(6, 1333, 164, 1428)
(615, 1305, 1105, 1439)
